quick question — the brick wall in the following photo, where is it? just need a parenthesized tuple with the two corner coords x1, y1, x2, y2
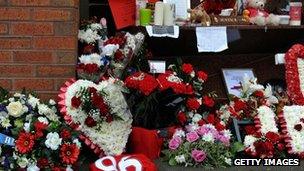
(0, 0, 79, 100)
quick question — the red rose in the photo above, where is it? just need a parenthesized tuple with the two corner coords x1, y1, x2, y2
(60, 129, 71, 139)
(84, 63, 99, 74)
(265, 132, 280, 143)
(277, 143, 285, 151)
(114, 50, 124, 61)
(71, 96, 82, 108)
(37, 158, 49, 168)
(91, 94, 109, 115)
(198, 119, 206, 126)
(177, 111, 187, 125)
(254, 132, 262, 138)
(172, 83, 187, 95)
(83, 44, 95, 54)
(215, 122, 225, 131)
(206, 114, 215, 124)
(35, 131, 44, 139)
(244, 125, 256, 135)
(202, 96, 215, 108)
(182, 63, 193, 74)
(253, 90, 264, 98)
(185, 85, 194, 95)
(77, 63, 85, 71)
(233, 99, 247, 112)
(197, 71, 208, 81)
(186, 98, 200, 110)
(294, 124, 302, 131)
(138, 74, 158, 96)
(85, 117, 97, 127)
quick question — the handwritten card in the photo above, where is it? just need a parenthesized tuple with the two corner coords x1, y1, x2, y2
(163, 0, 190, 20)
(108, 0, 136, 29)
(196, 27, 228, 52)
(148, 60, 166, 73)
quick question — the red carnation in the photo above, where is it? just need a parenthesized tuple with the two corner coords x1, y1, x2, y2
(198, 119, 206, 126)
(244, 125, 256, 135)
(172, 83, 187, 95)
(177, 111, 187, 125)
(106, 115, 113, 123)
(91, 94, 109, 115)
(35, 131, 44, 139)
(253, 90, 264, 98)
(277, 143, 285, 151)
(88, 87, 97, 94)
(114, 50, 124, 61)
(60, 129, 71, 139)
(202, 96, 215, 108)
(34, 121, 48, 131)
(233, 99, 247, 112)
(185, 85, 194, 95)
(84, 63, 99, 74)
(138, 74, 158, 96)
(71, 96, 82, 108)
(37, 158, 49, 168)
(215, 122, 225, 131)
(182, 63, 194, 74)
(186, 98, 200, 110)
(206, 114, 215, 124)
(85, 117, 97, 127)
(83, 44, 95, 54)
(16, 132, 35, 154)
(197, 71, 208, 81)
(294, 124, 302, 131)
(60, 143, 80, 165)
(265, 132, 280, 143)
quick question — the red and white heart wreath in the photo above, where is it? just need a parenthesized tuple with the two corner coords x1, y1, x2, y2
(58, 78, 132, 156)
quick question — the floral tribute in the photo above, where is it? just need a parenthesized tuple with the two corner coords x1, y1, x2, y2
(243, 106, 285, 158)
(284, 44, 304, 105)
(0, 92, 81, 170)
(217, 75, 278, 121)
(58, 78, 132, 156)
(162, 124, 236, 168)
(78, 17, 107, 46)
(125, 61, 217, 129)
(278, 105, 304, 157)
(77, 24, 145, 81)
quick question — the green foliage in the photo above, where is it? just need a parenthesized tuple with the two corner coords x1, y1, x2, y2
(0, 87, 9, 103)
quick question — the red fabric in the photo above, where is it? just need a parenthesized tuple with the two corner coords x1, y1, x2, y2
(89, 154, 157, 171)
(203, 0, 236, 14)
(128, 127, 164, 160)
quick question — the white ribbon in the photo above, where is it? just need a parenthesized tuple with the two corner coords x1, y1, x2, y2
(95, 156, 142, 171)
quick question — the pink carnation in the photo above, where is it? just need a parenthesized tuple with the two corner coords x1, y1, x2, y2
(186, 131, 199, 142)
(168, 136, 182, 150)
(191, 149, 206, 163)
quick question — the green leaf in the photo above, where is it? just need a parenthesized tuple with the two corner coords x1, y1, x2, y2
(231, 141, 245, 154)
(169, 158, 177, 166)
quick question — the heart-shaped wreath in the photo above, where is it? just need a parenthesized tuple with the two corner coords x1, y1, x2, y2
(285, 44, 304, 105)
(58, 78, 132, 156)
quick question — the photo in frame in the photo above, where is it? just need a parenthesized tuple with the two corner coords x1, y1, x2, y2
(221, 68, 255, 98)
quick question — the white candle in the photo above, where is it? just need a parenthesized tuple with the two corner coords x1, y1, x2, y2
(163, 3, 175, 26)
(154, 2, 164, 26)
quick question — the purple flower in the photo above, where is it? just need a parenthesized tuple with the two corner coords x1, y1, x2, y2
(191, 149, 207, 163)
(169, 136, 182, 150)
(186, 131, 199, 142)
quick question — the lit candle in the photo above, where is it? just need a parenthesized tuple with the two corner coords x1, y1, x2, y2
(154, 2, 164, 25)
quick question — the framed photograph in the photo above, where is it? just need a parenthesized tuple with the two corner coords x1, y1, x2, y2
(221, 68, 255, 98)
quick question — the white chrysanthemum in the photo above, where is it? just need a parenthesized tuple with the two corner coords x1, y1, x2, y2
(173, 129, 185, 138)
(79, 53, 102, 66)
(73, 139, 82, 148)
(90, 23, 102, 31)
(49, 99, 56, 105)
(1, 118, 11, 128)
(38, 117, 49, 125)
(257, 106, 278, 134)
(27, 164, 39, 171)
(225, 158, 232, 165)
(45, 132, 62, 150)
(244, 135, 257, 148)
(192, 114, 202, 123)
(202, 132, 214, 143)
(175, 155, 186, 163)
(78, 29, 101, 44)
(38, 104, 49, 115)
(28, 95, 40, 108)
